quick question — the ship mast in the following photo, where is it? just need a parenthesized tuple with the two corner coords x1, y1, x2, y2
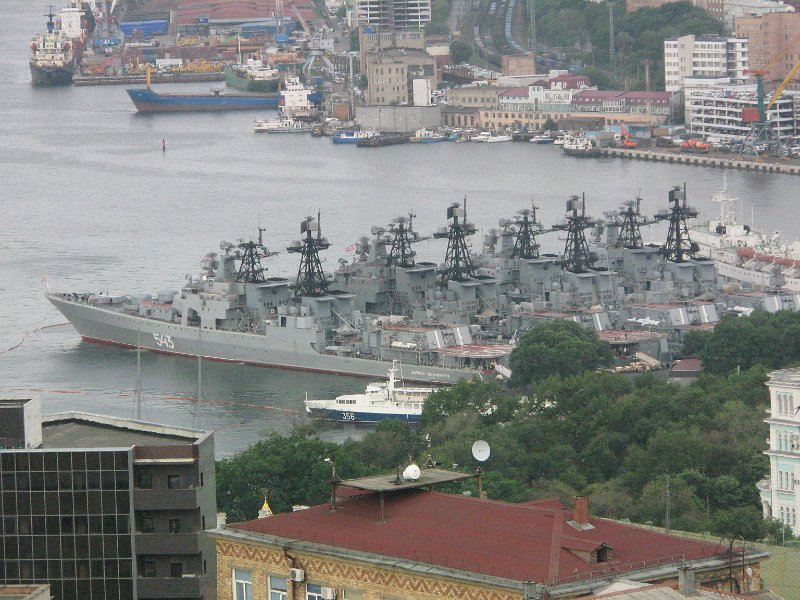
(434, 199, 476, 281)
(656, 184, 699, 263)
(232, 227, 277, 283)
(554, 194, 597, 273)
(617, 197, 649, 250)
(388, 213, 423, 268)
(288, 212, 331, 296)
(511, 205, 542, 259)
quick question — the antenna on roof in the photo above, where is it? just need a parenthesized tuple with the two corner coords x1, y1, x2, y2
(471, 440, 490, 499)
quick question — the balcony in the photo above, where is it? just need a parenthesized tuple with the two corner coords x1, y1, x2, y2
(136, 533, 200, 555)
(134, 488, 199, 511)
(137, 576, 201, 599)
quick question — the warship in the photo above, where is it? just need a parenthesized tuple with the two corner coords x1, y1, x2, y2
(48, 215, 509, 384)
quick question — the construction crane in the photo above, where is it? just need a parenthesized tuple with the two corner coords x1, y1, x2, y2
(766, 58, 800, 112)
(620, 122, 637, 148)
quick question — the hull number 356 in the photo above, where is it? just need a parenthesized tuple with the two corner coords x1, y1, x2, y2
(152, 333, 175, 349)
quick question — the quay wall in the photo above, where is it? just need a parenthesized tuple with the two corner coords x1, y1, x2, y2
(600, 147, 800, 176)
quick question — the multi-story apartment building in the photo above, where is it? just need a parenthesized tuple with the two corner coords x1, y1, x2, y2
(736, 12, 800, 84)
(725, 0, 795, 31)
(686, 85, 796, 141)
(760, 368, 800, 535)
(0, 398, 217, 600)
(353, 0, 431, 29)
(664, 34, 749, 93)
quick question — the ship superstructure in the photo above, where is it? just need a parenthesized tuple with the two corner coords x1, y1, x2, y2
(30, 9, 77, 85)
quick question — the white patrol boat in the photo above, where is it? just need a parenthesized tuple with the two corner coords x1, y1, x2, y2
(304, 361, 438, 423)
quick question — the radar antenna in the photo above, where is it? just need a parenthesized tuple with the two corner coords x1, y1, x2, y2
(617, 197, 651, 249)
(511, 205, 542, 259)
(287, 212, 331, 296)
(232, 227, 278, 283)
(553, 194, 597, 273)
(654, 184, 699, 263)
(433, 198, 477, 281)
(388, 212, 425, 268)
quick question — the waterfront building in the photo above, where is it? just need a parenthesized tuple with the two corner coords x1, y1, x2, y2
(685, 85, 796, 141)
(364, 48, 437, 106)
(0, 398, 217, 600)
(664, 34, 749, 93)
(760, 367, 800, 535)
(726, 0, 795, 31)
(353, 0, 431, 29)
(212, 473, 768, 600)
(736, 12, 800, 85)
(355, 104, 441, 131)
(446, 84, 507, 108)
(571, 90, 678, 116)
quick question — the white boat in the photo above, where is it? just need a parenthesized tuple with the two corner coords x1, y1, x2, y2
(331, 130, 379, 144)
(411, 128, 447, 143)
(553, 132, 567, 145)
(254, 116, 316, 133)
(473, 131, 512, 143)
(304, 361, 437, 423)
(529, 134, 554, 144)
(562, 135, 599, 157)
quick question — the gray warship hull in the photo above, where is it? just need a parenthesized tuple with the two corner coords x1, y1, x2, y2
(47, 294, 479, 384)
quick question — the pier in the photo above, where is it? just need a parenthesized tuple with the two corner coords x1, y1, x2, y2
(600, 147, 800, 176)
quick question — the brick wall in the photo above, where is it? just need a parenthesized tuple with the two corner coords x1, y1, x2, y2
(216, 538, 521, 600)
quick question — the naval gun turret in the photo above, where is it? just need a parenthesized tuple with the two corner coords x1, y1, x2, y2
(553, 194, 598, 274)
(287, 213, 331, 296)
(433, 199, 477, 282)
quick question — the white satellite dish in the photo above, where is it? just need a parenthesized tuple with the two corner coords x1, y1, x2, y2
(471, 440, 491, 462)
(402, 464, 421, 481)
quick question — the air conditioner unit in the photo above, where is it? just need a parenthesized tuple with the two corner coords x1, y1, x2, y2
(289, 568, 305, 582)
(320, 587, 337, 600)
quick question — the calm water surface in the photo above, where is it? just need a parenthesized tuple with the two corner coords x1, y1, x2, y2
(2, 1, 797, 456)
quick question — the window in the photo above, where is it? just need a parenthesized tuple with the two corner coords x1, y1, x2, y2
(234, 569, 253, 600)
(170, 562, 183, 577)
(141, 517, 154, 533)
(169, 518, 181, 533)
(307, 583, 325, 600)
(138, 472, 153, 489)
(167, 475, 180, 489)
(269, 575, 288, 600)
(141, 557, 156, 578)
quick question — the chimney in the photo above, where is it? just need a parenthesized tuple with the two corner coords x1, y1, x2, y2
(216, 512, 227, 528)
(678, 566, 696, 596)
(573, 496, 589, 525)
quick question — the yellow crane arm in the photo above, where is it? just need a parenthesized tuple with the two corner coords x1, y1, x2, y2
(767, 58, 800, 111)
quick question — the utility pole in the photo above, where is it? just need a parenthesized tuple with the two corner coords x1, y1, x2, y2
(642, 58, 652, 116)
(529, 0, 536, 51)
(665, 474, 671, 533)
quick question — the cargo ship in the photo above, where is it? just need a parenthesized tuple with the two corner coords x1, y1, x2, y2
(127, 87, 282, 112)
(30, 10, 77, 85)
(224, 59, 282, 93)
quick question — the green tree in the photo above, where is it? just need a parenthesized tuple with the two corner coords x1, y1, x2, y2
(542, 118, 558, 131)
(509, 320, 614, 387)
(450, 40, 472, 64)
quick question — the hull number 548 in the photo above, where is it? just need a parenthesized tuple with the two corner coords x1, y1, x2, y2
(152, 333, 175, 349)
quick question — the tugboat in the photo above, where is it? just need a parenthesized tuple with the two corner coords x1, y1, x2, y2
(30, 9, 77, 85)
(254, 115, 316, 133)
(304, 361, 437, 423)
(562, 135, 600, 157)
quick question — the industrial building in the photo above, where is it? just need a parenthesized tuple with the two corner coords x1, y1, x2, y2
(364, 48, 437, 105)
(0, 398, 217, 600)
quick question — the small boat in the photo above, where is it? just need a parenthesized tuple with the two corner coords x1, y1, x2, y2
(473, 131, 513, 143)
(411, 128, 447, 143)
(254, 116, 316, 133)
(304, 361, 437, 423)
(562, 135, 600, 157)
(331, 130, 378, 144)
(553, 133, 567, 146)
(529, 134, 554, 144)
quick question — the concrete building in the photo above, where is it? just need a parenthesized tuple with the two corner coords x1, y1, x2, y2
(664, 34, 749, 93)
(501, 55, 536, 76)
(446, 84, 507, 108)
(212, 471, 769, 600)
(685, 84, 796, 141)
(355, 104, 441, 132)
(627, 0, 725, 22)
(760, 367, 800, 535)
(726, 0, 795, 31)
(364, 48, 437, 105)
(571, 90, 678, 116)
(0, 398, 217, 600)
(353, 0, 431, 29)
(358, 28, 426, 72)
(736, 12, 800, 85)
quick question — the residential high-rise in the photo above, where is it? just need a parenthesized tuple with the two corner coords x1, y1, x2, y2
(664, 34, 749, 92)
(0, 399, 217, 600)
(736, 12, 800, 84)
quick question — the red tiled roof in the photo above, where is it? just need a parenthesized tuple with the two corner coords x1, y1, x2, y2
(230, 490, 727, 585)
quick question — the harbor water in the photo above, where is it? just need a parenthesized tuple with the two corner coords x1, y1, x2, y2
(3, 0, 799, 457)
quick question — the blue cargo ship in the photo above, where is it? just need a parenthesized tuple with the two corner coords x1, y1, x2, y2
(127, 87, 281, 113)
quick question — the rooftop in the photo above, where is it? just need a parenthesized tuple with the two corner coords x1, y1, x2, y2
(589, 582, 746, 599)
(768, 367, 800, 386)
(39, 412, 204, 449)
(228, 490, 733, 585)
